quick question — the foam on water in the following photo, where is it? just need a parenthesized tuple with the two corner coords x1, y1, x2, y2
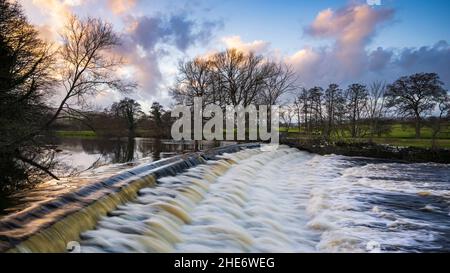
(79, 146, 450, 253)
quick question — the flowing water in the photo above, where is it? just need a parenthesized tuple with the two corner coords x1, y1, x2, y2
(77, 146, 450, 253)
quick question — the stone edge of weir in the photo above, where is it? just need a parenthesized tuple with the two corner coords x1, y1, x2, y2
(0, 143, 261, 253)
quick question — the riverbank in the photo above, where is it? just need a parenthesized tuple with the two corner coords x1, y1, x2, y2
(54, 130, 450, 163)
(280, 122, 450, 149)
(282, 138, 450, 164)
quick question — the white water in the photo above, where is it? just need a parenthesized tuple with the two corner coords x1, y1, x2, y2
(79, 146, 450, 253)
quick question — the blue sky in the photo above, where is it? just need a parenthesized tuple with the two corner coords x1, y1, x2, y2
(122, 0, 450, 51)
(22, 0, 450, 109)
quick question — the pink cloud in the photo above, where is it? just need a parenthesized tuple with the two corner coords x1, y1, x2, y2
(305, 4, 393, 74)
(221, 35, 271, 54)
(284, 4, 396, 87)
(22, 0, 79, 40)
(107, 0, 137, 15)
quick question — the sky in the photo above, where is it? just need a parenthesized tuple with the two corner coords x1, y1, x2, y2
(20, 0, 450, 111)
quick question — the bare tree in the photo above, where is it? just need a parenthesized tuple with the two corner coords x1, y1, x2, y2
(280, 105, 296, 133)
(46, 15, 136, 128)
(367, 81, 388, 137)
(294, 88, 311, 133)
(257, 63, 297, 105)
(293, 94, 303, 136)
(210, 49, 275, 107)
(323, 84, 344, 138)
(172, 49, 296, 109)
(171, 57, 216, 107)
(308, 87, 324, 134)
(430, 94, 450, 149)
(171, 48, 296, 143)
(346, 83, 368, 138)
(386, 73, 446, 138)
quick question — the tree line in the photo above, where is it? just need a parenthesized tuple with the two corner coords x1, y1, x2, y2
(171, 48, 297, 108)
(56, 99, 173, 138)
(170, 49, 449, 142)
(281, 73, 449, 141)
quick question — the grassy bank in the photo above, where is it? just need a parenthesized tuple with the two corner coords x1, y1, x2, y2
(384, 124, 450, 139)
(280, 122, 450, 149)
(282, 138, 450, 164)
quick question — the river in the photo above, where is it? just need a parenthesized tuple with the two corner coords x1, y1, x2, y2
(71, 146, 450, 253)
(0, 137, 231, 215)
(50, 137, 225, 175)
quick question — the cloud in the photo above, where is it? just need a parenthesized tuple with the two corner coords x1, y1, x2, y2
(23, 0, 81, 39)
(285, 47, 325, 84)
(284, 4, 449, 89)
(302, 4, 394, 77)
(22, 0, 222, 108)
(115, 13, 223, 107)
(107, 0, 137, 14)
(372, 41, 450, 85)
(126, 13, 221, 52)
(305, 5, 393, 43)
(368, 47, 393, 71)
(221, 35, 271, 54)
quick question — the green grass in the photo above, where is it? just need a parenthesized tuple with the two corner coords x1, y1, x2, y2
(55, 130, 97, 138)
(369, 138, 450, 149)
(382, 124, 450, 139)
(281, 123, 450, 139)
(281, 122, 450, 149)
(279, 127, 300, 133)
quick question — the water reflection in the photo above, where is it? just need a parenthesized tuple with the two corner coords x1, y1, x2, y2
(51, 137, 228, 175)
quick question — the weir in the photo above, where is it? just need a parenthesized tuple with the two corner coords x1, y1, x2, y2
(1, 144, 449, 253)
(75, 146, 450, 253)
(0, 143, 260, 253)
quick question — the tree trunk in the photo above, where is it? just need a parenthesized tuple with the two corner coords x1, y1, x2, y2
(431, 136, 437, 150)
(194, 140, 199, 152)
(351, 117, 357, 138)
(415, 116, 421, 139)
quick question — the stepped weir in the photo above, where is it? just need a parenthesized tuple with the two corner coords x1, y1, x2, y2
(0, 144, 260, 253)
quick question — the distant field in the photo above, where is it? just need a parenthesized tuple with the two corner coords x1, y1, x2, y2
(382, 124, 450, 139)
(55, 130, 97, 138)
(280, 123, 450, 138)
(280, 123, 450, 149)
